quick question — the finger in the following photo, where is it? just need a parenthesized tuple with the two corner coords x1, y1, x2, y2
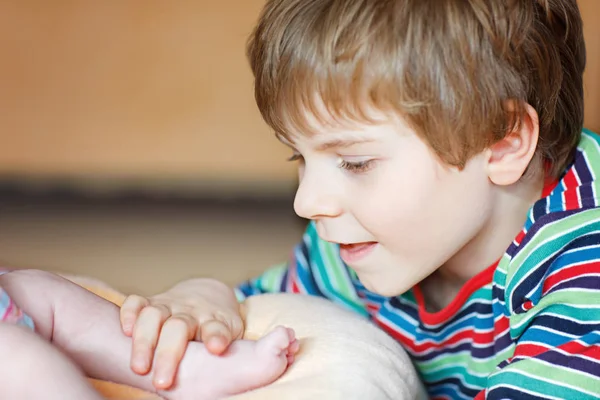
(228, 314, 245, 341)
(213, 310, 245, 341)
(198, 320, 233, 355)
(151, 315, 197, 390)
(130, 305, 171, 375)
(120, 295, 150, 336)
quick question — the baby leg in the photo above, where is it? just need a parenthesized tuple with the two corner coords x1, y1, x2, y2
(0, 270, 298, 400)
(0, 322, 103, 400)
(171, 326, 299, 399)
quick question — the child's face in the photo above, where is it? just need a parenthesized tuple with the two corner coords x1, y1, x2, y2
(283, 111, 496, 296)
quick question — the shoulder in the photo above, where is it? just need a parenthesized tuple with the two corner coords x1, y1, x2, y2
(502, 129, 600, 312)
(503, 206, 600, 316)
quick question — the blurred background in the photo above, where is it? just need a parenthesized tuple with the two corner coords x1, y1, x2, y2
(0, 1, 599, 295)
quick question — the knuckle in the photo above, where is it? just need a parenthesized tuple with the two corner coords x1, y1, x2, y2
(166, 316, 190, 331)
(169, 304, 195, 317)
(140, 304, 170, 319)
(213, 310, 237, 330)
(123, 294, 148, 309)
(128, 294, 147, 303)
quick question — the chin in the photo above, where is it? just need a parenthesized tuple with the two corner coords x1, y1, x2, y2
(361, 277, 411, 297)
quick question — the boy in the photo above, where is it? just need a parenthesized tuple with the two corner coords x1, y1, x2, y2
(121, 0, 600, 398)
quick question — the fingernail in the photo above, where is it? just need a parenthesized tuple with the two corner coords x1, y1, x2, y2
(208, 336, 226, 352)
(290, 339, 300, 353)
(154, 370, 171, 389)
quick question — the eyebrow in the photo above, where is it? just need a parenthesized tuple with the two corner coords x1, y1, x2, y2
(275, 133, 376, 151)
(315, 137, 376, 151)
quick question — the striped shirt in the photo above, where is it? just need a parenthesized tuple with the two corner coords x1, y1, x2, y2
(236, 129, 600, 400)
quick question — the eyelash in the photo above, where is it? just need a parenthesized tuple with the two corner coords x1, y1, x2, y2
(338, 159, 374, 173)
(287, 153, 303, 163)
(287, 153, 374, 174)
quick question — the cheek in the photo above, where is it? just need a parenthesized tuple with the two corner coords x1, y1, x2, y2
(357, 158, 441, 239)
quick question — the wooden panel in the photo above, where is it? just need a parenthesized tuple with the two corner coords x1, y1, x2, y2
(581, 0, 600, 131)
(0, 1, 598, 195)
(0, 1, 296, 195)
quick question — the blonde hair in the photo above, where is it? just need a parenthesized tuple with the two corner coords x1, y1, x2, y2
(246, 0, 586, 178)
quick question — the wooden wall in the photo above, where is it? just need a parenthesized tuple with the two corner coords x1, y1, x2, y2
(581, 0, 600, 131)
(0, 1, 598, 196)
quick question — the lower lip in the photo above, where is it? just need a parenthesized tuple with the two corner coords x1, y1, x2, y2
(339, 242, 378, 264)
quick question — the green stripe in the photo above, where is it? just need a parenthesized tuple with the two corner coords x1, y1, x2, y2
(420, 365, 488, 389)
(307, 225, 367, 316)
(507, 210, 600, 298)
(323, 241, 351, 297)
(257, 262, 287, 292)
(491, 360, 600, 398)
(512, 299, 600, 331)
(418, 346, 513, 376)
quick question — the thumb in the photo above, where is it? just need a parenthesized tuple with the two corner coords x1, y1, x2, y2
(198, 320, 233, 355)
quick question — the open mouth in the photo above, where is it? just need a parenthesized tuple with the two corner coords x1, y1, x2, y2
(338, 242, 378, 264)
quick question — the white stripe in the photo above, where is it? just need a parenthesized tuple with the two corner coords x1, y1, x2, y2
(526, 324, 578, 341)
(517, 338, 600, 366)
(544, 279, 600, 296)
(494, 360, 600, 397)
(508, 215, 600, 310)
(511, 309, 600, 333)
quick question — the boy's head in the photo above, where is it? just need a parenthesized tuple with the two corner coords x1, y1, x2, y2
(246, 0, 586, 295)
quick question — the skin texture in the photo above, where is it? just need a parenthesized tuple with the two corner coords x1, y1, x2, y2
(0, 270, 297, 399)
(121, 104, 544, 388)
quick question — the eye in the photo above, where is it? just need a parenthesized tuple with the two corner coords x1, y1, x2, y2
(287, 152, 304, 162)
(287, 153, 302, 162)
(339, 159, 375, 173)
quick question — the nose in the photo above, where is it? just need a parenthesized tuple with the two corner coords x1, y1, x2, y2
(293, 166, 343, 220)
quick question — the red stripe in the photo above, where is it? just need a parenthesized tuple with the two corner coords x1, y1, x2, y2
(287, 261, 301, 294)
(291, 279, 300, 293)
(514, 340, 600, 362)
(414, 260, 497, 326)
(474, 390, 486, 400)
(513, 342, 551, 358)
(542, 262, 600, 295)
(494, 314, 510, 335)
(541, 175, 559, 198)
(367, 303, 380, 312)
(375, 314, 510, 354)
(562, 169, 580, 210)
(558, 340, 600, 361)
(513, 230, 526, 246)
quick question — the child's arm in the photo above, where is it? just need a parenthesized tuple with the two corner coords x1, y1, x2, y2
(0, 269, 265, 398)
(477, 305, 600, 399)
(121, 221, 370, 387)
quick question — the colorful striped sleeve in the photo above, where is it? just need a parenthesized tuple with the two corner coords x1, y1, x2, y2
(477, 208, 600, 399)
(234, 221, 370, 317)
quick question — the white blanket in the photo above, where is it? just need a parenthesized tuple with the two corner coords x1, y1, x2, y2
(232, 293, 427, 400)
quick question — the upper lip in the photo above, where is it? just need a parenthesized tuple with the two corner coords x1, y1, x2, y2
(324, 240, 376, 246)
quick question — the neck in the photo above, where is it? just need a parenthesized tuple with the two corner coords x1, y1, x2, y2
(439, 162, 546, 285)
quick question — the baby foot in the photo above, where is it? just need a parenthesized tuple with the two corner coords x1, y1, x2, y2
(164, 326, 298, 400)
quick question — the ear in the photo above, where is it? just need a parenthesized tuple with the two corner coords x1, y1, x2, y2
(486, 101, 539, 186)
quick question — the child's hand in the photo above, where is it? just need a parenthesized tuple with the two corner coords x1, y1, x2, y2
(119, 278, 244, 389)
